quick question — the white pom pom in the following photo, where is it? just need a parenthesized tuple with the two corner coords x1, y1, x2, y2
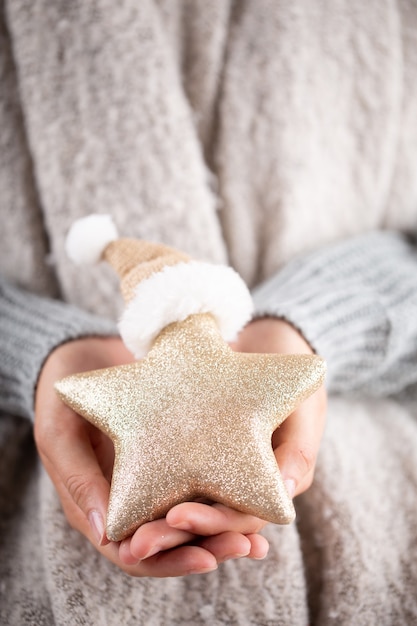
(65, 214, 118, 265)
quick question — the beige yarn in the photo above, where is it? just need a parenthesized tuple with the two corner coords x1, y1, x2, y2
(103, 239, 190, 303)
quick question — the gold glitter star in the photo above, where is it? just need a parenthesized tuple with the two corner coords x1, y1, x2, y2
(55, 314, 326, 542)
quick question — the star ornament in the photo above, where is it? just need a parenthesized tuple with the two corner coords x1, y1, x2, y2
(55, 313, 326, 542)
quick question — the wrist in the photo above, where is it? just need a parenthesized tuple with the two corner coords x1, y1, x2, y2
(234, 317, 313, 355)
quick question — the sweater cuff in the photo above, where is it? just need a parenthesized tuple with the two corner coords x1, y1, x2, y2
(251, 232, 417, 395)
(0, 279, 117, 421)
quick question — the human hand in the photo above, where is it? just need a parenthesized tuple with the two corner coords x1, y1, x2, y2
(231, 317, 327, 498)
(117, 502, 269, 575)
(35, 336, 269, 577)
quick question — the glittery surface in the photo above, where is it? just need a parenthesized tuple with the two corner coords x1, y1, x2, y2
(55, 314, 326, 542)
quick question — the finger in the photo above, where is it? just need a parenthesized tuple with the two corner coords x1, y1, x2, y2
(166, 502, 266, 536)
(295, 466, 315, 496)
(40, 444, 111, 548)
(36, 405, 111, 545)
(199, 531, 251, 563)
(89, 532, 218, 577)
(199, 529, 269, 562)
(120, 518, 195, 564)
(124, 545, 218, 578)
(245, 533, 270, 560)
(273, 387, 326, 497)
(60, 519, 218, 578)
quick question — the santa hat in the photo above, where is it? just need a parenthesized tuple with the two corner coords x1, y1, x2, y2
(65, 214, 254, 358)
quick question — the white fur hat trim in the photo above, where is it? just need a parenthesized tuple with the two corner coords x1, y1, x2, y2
(119, 261, 254, 358)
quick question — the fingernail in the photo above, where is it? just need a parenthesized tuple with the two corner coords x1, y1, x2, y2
(284, 479, 296, 499)
(141, 545, 161, 560)
(168, 520, 192, 531)
(252, 544, 270, 561)
(189, 564, 218, 575)
(223, 552, 249, 562)
(88, 510, 105, 545)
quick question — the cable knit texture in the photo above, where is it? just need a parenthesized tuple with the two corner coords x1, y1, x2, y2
(1, 1, 417, 624)
(253, 231, 417, 394)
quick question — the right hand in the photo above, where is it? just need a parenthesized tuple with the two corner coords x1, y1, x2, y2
(34, 336, 269, 577)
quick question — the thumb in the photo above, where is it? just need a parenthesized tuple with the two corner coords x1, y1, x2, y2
(273, 387, 327, 498)
(274, 440, 317, 498)
(63, 448, 111, 546)
(36, 405, 112, 546)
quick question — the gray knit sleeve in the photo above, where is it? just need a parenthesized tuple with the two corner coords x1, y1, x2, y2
(0, 277, 117, 421)
(252, 231, 417, 396)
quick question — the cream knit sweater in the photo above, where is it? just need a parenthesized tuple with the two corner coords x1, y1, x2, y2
(1, 1, 417, 624)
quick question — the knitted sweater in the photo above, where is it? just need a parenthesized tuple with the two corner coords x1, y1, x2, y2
(2, 231, 417, 420)
(1, 1, 417, 625)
